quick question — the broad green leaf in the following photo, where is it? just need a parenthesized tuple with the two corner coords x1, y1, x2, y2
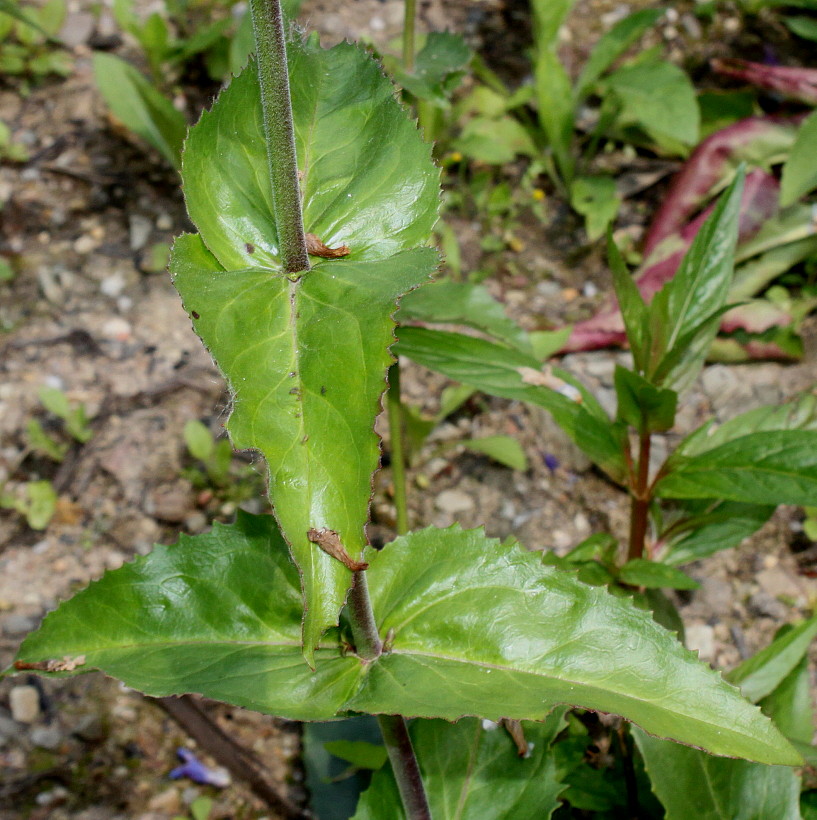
(92, 53, 186, 169)
(12, 512, 364, 716)
(171, 235, 437, 657)
(676, 391, 817, 459)
(353, 715, 567, 819)
(785, 14, 817, 41)
(604, 60, 699, 150)
(613, 366, 677, 433)
(395, 327, 629, 483)
(461, 435, 528, 471)
(535, 49, 575, 182)
(728, 614, 817, 703)
(569, 175, 620, 241)
(656, 430, 817, 507)
(760, 655, 812, 745)
(647, 171, 744, 390)
(10, 517, 799, 764)
(780, 110, 817, 206)
(398, 279, 532, 353)
(23, 480, 57, 530)
(618, 559, 699, 591)
(608, 233, 649, 373)
(349, 526, 799, 764)
(661, 500, 775, 566)
(182, 38, 439, 270)
(634, 729, 801, 820)
(575, 8, 664, 99)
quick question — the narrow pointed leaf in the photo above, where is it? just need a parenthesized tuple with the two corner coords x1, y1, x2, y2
(349, 526, 799, 765)
(608, 233, 649, 373)
(395, 327, 628, 483)
(760, 655, 813, 745)
(727, 614, 817, 703)
(11, 513, 363, 718)
(656, 430, 817, 506)
(352, 715, 567, 820)
(634, 728, 801, 820)
(781, 110, 817, 206)
(181, 38, 439, 271)
(171, 235, 438, 655)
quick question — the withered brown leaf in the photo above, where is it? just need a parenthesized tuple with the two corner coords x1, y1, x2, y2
(307, 527, 368, 571)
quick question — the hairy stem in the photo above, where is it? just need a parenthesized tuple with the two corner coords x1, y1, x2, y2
(347, 571, 383, 661)
(249, 0, 309, 274)
(627, 430, 652, 561)
(378, 714, 432, 820)
(402, 0, 417, 71)
(387, 363, 409, 535)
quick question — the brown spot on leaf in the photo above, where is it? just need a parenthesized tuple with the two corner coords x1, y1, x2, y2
(191, 311, 200, 320)
(501, 719, 529, 757)
(305, 233, 351, 259)
(307, 527, 368, 571)
(245, 242, 255, 254)
(14, 655, 87, 672)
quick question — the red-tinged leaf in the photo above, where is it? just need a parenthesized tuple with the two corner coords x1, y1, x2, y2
(561, 170, 779, 354)
(712, 57, 817, 106)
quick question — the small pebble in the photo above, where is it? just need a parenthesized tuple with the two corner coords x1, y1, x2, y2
(2, 613, 37, 636)
(435, 489, 474, 514)
(31, 725, 63, 750)
(685, 623, 715, 662)
(10, 685, 41, 723)
(73, 235, 97, 255)
(156, 212, 173, 231)
(129, 215, 153, 252)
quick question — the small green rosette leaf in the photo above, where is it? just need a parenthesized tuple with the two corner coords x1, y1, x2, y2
(352, 714, 567, 820)
(174, 35, 440, 657)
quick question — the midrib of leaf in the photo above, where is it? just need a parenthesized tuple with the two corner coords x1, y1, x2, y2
(453, 721, 482, 820)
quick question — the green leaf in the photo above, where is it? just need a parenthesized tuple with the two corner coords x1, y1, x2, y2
(390, 32, 471, 107)
(613, 366, 677, 433)
(0, 0, 50, 36)
(38, 385, 69, 419)
(569, 176, 620, 241)
(647, 171, 744, 390)
(530, 0, 577, 48)
(608, 233, 650, 373)
(727, 613, 817, 703)
(26, 419, 68, 462)
(661, 500, 775, 566)
(395, 327, 629, 483)
(575, 8, 664, 99)
(655, 430, 817, 507)
(780, 110, 817, 207)
(804, 790, 817, 820)
(171, 235, 437, 658)
(535, 49, 575, 182)
(92, 53, 186, 169)
(456, 115, 536, 165)
(353, 715, 567, 819)
(323, 740, 388, 770)
(184, 419, 214, 462)
(22, 480, 57, 530)
(461, 435, 528, 471)
(349, 526, 798, 764)
(785, 14, 817, 41)
(618, 559, 699, 591)
(14, 517, 799, 764)
(759, 654, 812, 745)
(633, 729, 801, 820)
(182, 38, 439, 271)
(675, 391, 817, 459)
(604, 60, 699, 150)
(13, 512, 364, 717)
(398, 279, 532, 353)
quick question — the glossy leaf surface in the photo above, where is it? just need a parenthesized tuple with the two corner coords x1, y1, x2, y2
(395, 327, 629, 483)
(171, 235, 436, 655)
(634, 729, 801, 820)
(93, 52, 186, 168)
(352, 526, 798, 764)
(13, 513, 362, 718)
(12, 516, 798, 764)
(352, 715, 567, 819)
(656, 430, 817, 506)
(182, 37, 439, 271)
(614, 366, 677, 433)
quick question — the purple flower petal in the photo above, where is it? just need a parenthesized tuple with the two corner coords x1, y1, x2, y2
(169, 748, 231, 788)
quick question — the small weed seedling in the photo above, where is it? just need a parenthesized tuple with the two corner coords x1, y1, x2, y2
(7, 2, 817, 818)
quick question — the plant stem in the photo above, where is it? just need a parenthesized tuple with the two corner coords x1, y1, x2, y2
(387, 363, 410, 535)
(347, 571, 432, 818)
(402, 0, 417, 71)
(627, 430, 652, 562)
(249, 0, 309, 274)
(378, 714, 432, 820)
(347, 571, 383, 661)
